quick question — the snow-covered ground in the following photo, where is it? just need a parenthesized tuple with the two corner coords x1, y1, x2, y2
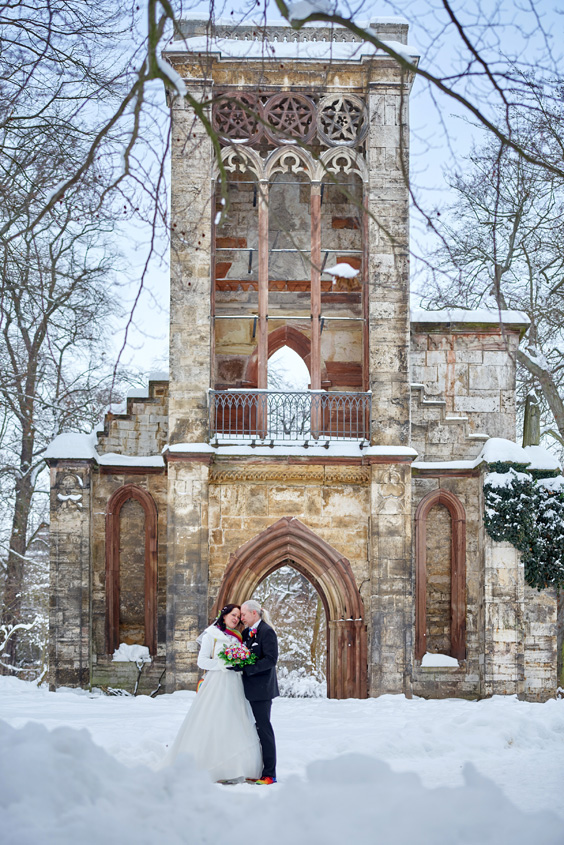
(1, 677, 563, 844)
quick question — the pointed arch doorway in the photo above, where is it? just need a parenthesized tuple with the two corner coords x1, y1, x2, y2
(213, 517, 368, 699)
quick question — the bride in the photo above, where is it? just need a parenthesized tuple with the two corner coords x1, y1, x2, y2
(164, 603, 262, 783)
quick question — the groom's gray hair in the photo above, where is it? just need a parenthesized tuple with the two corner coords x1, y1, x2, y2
(242, 599, 274, 629)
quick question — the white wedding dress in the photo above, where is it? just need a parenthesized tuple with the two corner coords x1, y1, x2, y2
(165, 625, 262, 782)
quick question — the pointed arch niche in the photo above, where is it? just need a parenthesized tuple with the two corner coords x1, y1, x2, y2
(415, 489, 466, 661)
(213, 517, 367, 699)
(105, 485, 158, 656)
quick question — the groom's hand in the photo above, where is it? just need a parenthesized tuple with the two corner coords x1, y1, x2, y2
(227, 665, 243, 672)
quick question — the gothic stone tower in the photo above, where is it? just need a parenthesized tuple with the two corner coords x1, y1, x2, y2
(45, 18, 558, 700)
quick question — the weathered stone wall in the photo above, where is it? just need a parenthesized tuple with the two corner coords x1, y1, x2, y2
(411, 326, 520, 460)
(118, 498, 146, 645)
(369, 463, 413, 695)
(425, 503, 452, 654)
(482, 538, 524, 697)
(523, 585, 557, 701)
(207, 462, 371, 612)
(97, 378, 168, 457)
(48, 461, 93, 689)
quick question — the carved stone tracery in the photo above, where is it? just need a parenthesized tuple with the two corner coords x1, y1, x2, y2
(212, 93, 263, 144)
(318, 94, 368, 147)
(263, 93, 317, 144)
(211, 91, 368, 149)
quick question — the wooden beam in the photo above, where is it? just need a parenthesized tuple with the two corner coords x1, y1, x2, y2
(310, 183, 321, 391)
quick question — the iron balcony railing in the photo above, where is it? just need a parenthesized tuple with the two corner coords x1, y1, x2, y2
(210, 390, 371, 442)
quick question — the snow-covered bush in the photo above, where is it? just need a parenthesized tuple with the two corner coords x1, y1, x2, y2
(484, 462, 564, 590)
(277, 666, 327, 698)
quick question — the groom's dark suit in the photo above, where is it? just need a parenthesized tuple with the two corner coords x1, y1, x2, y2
(242, 621, 279, 779)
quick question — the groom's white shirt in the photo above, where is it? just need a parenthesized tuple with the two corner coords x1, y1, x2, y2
(250, 618, 261, 632)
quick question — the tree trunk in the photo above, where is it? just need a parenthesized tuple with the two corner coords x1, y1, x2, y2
(517, 349, 564, 444)
(0, 422, 34, 673)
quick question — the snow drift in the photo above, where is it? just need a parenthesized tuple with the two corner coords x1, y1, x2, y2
(1, 719, 562, 845)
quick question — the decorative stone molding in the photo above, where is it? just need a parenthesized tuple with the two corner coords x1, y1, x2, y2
(212, 91, 368, 149)
(265, 146, 315, 181)
(217, 139, 367, 185)
(220, 144, 264, 180)
(316, 147, 369, 183)
(209, 464, 370, 485)
(414, 489, 466, 662)
(105, 484, 158, 657)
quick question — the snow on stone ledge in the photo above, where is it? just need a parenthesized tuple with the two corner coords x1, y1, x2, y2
(43, 432, 98, 461)
(323, 263, 360, 279)
(421, 653, 459, 668)
(44, 433, 164, 468)
(97, 453, 165, 468)
(164, 442, 417, 459)
(112, 644, 152, 663)
(410, 308, 530, 327)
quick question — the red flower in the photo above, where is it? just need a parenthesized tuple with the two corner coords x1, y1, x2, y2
(249, 629, 256, 638)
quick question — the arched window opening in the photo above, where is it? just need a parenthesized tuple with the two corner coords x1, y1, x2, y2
(106, 485, 158, 656)
(267, 346, 314, 439)
(253, 563, 327, 698)
(268, 345, 310, 391)
(415, 489, 466, 662)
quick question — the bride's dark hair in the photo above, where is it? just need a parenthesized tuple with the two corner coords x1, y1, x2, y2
(214, 603, 241, 631)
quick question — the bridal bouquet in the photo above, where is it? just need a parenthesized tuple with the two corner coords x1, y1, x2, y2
(218, 642, 257, 668)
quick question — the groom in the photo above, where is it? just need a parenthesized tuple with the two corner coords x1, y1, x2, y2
(239, 599, 279, 785)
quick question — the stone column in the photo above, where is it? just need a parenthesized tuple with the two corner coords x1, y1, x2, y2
(482, 538, 525, 696)
(366, 84, 410, 445)
(369, 461, 413, 695)
(168, 85, 214, 444)
(166, 85, 214, 690)
(165, 458, 210, 691)
(48, 460, 92, 689)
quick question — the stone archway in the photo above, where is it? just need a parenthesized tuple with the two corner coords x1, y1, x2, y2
(213, 517, 367, 698)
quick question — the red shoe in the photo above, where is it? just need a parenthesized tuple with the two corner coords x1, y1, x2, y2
(255, 776, 277, 785)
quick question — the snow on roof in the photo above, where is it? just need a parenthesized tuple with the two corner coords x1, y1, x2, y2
(165, 36, 416, 61)
(44, 433, 164, 468)
(43, 432, 98, 461)
(410, 308, 530, 327)
(412, 458, 483, 471)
